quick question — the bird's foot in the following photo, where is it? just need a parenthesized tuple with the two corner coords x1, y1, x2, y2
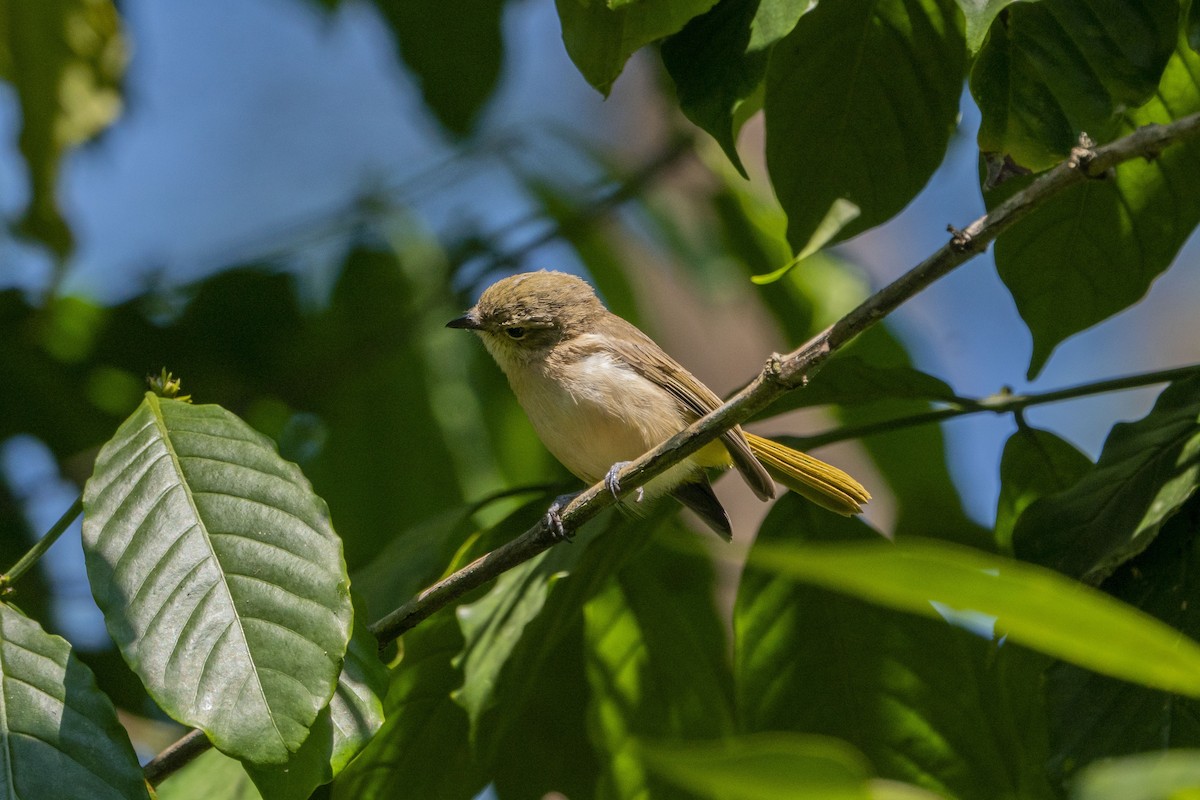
(604, 462, 643, 503)
(544, 493, 580, 542)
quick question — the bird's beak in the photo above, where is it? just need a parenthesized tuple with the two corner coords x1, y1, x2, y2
(446, 311, 482, 330)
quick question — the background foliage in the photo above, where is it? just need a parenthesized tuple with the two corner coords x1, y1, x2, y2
(2, 0, 1200, 798)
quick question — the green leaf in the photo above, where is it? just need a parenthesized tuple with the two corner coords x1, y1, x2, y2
(984, 33, 1200, 377)
(330, 606, 484, 800)
(1042, 504, 1200, 786)
(765, 0, 965, 253)
(0, 604, 149, 800)
(639, 733, 877, 800)
(1189, 0, 1200, 53)
(1, 0, 126, 258)
(971, 0, 1177, 172)
(994, 426, 1091, 554)
(1071, 749, 1200, 800)
(246, 598, 388, 799)
(748, 534, 1200, 698)
(156, 749, 262, 800)
(82, 394, 353, 764)
(584, 524, 734, 798)
(736, 496, 1058, 799)
(661, 0, 816, 173)
(1012, 376, 1200, 583)
(555, 0, 720, 95)
(373, 0, 506, 135)
(955, 0, 1030, 53)
(749, 199, 861, 284)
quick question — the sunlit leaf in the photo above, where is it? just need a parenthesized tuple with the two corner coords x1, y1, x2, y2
(749, 534, 1200, 698)
(1013, 376, 1200, 583)
(971, 0, 1176, 171)
(82, 394, 353, 764)
(736, 497, 1058, 800)
(983, 33, 1200, 377)
(1071, 749, 1200, 800)
(765, 0, 965, 252)
(0, 603, 149, 800)
(584, 524, 733, 798)
(1043, 504, 1200, 786)
(994, 426, 1091, 553)
(556, 0, 720, 94)
(661, 0, 816, 173)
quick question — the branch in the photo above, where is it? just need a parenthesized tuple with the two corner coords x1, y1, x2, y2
(785, 363, 1200, 450)
(0, 496, 82, 597)
(144, 113, 1200, 785)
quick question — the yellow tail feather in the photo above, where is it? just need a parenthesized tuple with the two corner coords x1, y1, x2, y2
(744, 432, 870, 516)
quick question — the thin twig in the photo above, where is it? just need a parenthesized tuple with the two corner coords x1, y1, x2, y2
(145, 112, 1200, 785)
(0, 496, 82, 596)
(784, 363, 1200, 450)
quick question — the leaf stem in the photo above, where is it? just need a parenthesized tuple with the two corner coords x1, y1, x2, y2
(789, 364, 1200, 449)
(0, 496, 83, 596)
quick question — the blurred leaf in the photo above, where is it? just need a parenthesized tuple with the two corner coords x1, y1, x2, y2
(156, 748, 262, 800)
(749, 533, 1200, 699)
(994, 426, 1091, 553)
(1190, 0, 1200, 53)
(661, 0, 816, 173)
(736, 496, 1057, 799)
(1043, 501, 1200, 786)
(82, 394, 353, 764)
(0, 603, 149, 800)
(555, 0, 720, 95)
(374, 0, 506, 135)
(1071, 749, 1200, 800)
(584, 523, 733, 798)
(640, 733, 876, 800)
(955, 0, 1029, 52)
(246, 599, 388, 799)
(330, 605, 484, 800)
(971, 0, 1176, 172)
(985, 36, 1200, 377)
(1012, 376, 1200, 583)
(750, 199, 861, 284)
(1, 0, 126, 258)
(765, 0, 965, 252)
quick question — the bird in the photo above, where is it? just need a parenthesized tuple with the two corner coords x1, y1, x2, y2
(448, 270, 869, 540)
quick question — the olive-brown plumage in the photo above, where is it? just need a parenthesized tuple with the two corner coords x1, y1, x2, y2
(449, 270, 869, 538)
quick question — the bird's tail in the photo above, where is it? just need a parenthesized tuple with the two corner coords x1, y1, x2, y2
(744, 432, 870, 516)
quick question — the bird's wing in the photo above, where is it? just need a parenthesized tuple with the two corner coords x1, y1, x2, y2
(602, 317, 775, 501)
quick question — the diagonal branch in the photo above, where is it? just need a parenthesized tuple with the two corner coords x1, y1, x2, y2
(145, 112, 1200, 785)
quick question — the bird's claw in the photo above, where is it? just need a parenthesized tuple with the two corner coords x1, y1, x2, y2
(604, 461, 643, 503)
(544, 493, 579, 542)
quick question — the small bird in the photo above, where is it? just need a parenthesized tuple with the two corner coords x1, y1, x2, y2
(448, 270, 869, 539)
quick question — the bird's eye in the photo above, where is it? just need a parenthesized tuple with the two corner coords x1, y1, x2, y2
(505, 327, 526, 339)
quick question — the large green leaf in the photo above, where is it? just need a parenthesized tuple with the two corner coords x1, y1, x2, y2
(985, 36, 1200, 377)
(661, 0, 815, 173)
(584, 524, 734, 799)
(1071, 749, 1200, 800)
(640, 734, 884, 800)
(555, 0, 720, 95)
(82, 394, 353, 764)
(0, 604, 149, 800)
(765, 0, 965, 253)
(1, 0, 126, 258)
(1012, 376, 1200, 583)
(994, 426, 1091, 553)
(245, 599, 388, 799)
(374, 0, 506, 135)
(748, 532, 1200, 698)
(330, 606, 484, 800)
(971, 0, 1177, 172)
(1042, 503, 1200, 786)
(736, 497, 1057, 799)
